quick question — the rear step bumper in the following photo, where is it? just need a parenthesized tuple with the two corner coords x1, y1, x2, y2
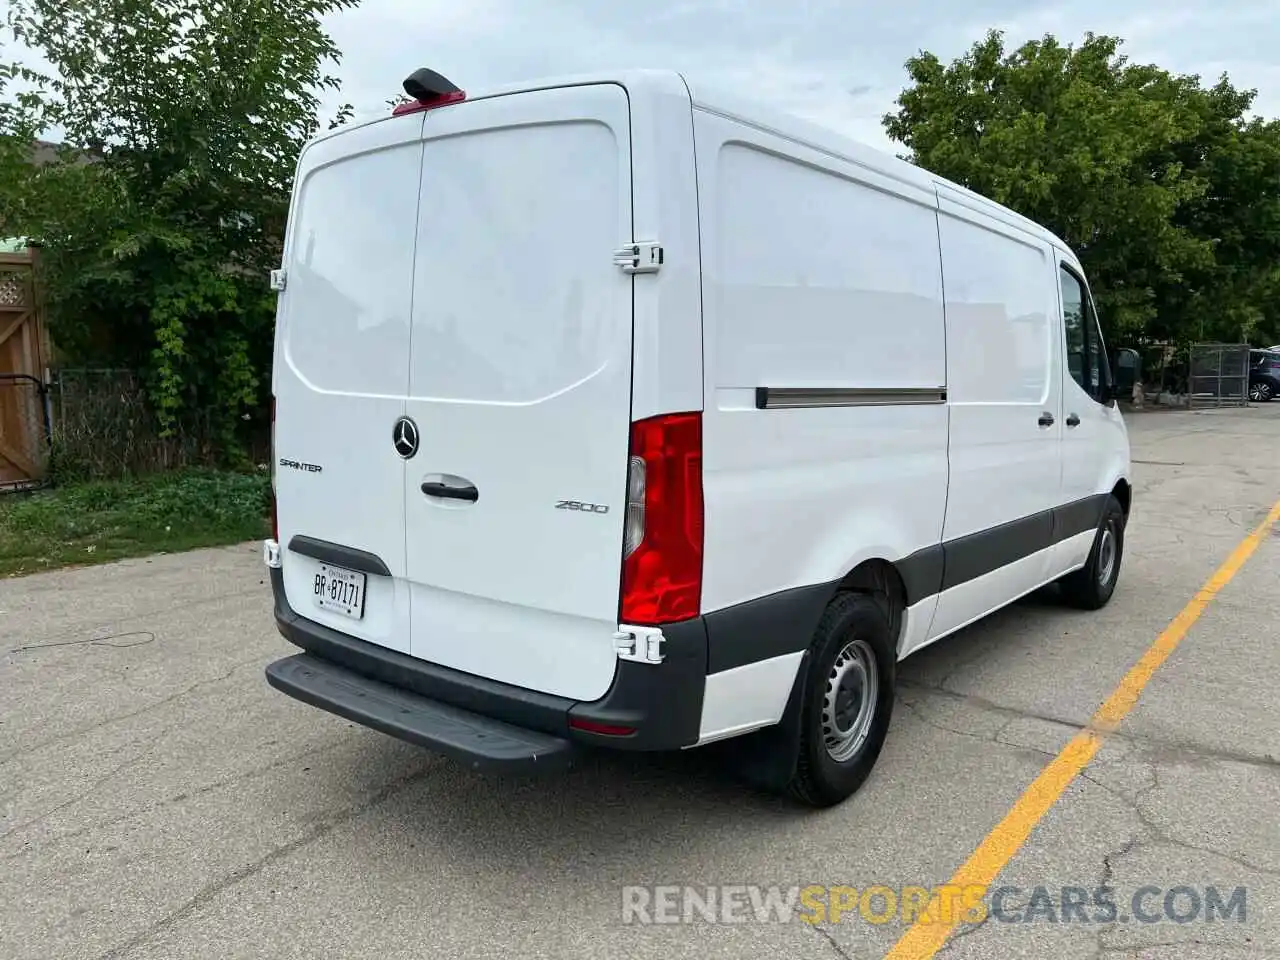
(266, 654, 577, 773)
(266, 565, 710, 766)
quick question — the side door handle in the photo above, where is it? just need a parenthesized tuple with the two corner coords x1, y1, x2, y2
(1038, 412, 1055, 427)
(1066, 413, 1081, 428)
(422, 481, 479, 502)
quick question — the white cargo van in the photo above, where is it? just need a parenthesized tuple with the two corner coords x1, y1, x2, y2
(263, 67, 1131, 807)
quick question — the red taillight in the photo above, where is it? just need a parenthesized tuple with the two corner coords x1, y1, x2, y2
(568, 717, 637, 737)
(391, 90, 466, 116)
(619, 412, 703, 625)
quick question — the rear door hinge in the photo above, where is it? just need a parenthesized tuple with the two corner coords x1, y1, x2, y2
(614, 624, 665, 664)
(269, 268, 287, 292)
(613, 241, 663, 275)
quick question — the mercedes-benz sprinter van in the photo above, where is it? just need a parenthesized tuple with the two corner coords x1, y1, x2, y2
(263, 67, 1131, 807)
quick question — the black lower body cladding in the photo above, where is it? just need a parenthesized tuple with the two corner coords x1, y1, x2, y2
(264, 491, 1118, 771)
(268, 567, 710, 756)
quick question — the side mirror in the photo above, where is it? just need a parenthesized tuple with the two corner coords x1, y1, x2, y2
(1108, 348, 1141, 405)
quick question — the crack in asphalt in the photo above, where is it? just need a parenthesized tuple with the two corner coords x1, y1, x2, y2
(0, 654, 268, 765)
(902, 685, 1280, 875)
(0, 738, 347, 860)
(94, 762, 436, 960)
(935, 905, 999, 957)
(1103, 762, 1280, 880)
(1096, 941, 1261, 958)
(896, 681, 1280, 772)
(810, 923, 856, 960)
(895, 695, 1020, 751)
(0, 734, 165, 843)
(898, 685, 1278, 958)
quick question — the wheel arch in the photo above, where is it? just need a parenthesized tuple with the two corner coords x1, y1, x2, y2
(1111, 477, 1132, 517)
(833, 557, 908, 653)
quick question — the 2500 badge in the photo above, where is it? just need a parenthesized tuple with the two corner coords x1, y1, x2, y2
(556, 499, 609, 514)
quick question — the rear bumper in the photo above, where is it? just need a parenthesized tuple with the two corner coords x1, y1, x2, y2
(266, 567, 709, 770)
(265, 653, 577, 773)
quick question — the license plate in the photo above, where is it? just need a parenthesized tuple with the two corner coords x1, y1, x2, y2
(312, 564, 367, 620)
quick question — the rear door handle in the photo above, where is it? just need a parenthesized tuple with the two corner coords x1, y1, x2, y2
(421, 481, 479, 502)
(1038, 412, 1055, 427)
(1066, 413, 1081, 428)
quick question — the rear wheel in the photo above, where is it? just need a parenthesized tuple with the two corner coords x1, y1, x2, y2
(785, 591, 896, 807)
(1249, 380, 1274, 402)
(1059, 494, 1126, 610)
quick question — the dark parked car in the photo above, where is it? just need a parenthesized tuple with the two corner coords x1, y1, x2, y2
(1251, 349, 1280, 402)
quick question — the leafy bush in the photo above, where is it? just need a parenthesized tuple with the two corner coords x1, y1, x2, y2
(2, 0, 355, 463)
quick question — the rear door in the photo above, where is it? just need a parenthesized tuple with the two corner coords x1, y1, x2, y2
(402, 84, 635, 701)
(273, 116, 425, 654)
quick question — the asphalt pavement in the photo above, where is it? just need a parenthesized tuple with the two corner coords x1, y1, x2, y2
(2, 404, 1278, 960)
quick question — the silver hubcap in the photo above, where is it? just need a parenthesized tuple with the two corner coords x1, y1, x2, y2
(1097, 524, 1116, 586)
(822, 637, 879, 762)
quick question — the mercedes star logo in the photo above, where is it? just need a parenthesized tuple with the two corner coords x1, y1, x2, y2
(392, 416, 419, 459)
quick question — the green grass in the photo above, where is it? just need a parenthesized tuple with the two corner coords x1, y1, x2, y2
(0, 469, 271, 577)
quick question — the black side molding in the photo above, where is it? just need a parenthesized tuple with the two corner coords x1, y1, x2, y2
(700, 492, 1115, 676)
(942, 509, 1056, 592)
(704, 582, 832, 675)
(898, 544, 945, 606)
(288, 535, 392, 577)
(755, 386, 948, 409)
(1053, 493, 1109, 541)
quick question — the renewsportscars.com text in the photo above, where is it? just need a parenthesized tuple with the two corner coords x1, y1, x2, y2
(620, 884, 1248, 926)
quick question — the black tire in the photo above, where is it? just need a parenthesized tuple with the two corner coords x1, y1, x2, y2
(1059, 494, 1126, 610)
(1249, 380, 1274, 402)
(785, 591, 896, 808)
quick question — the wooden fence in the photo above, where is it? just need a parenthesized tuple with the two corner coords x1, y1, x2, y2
(0, 248, 52, 490)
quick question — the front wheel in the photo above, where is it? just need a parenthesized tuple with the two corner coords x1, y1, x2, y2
(1249, 380, 1274, 402)
(785, 591, 896, 807)
(1059, 495, 1126, 610)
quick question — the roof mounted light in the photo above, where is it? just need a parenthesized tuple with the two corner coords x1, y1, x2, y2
(392, 67, 466, 116)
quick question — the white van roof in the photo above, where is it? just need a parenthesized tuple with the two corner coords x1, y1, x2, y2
(680, 73, 1073, 253)
(309, 67, 1072, 254)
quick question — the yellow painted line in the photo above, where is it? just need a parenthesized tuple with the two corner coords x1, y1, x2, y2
(885, 495, 1280, 960)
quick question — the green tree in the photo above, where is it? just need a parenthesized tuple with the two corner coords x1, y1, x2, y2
(0, 58, 44, 236)
(1, 0, 357, 458)
(883, 30, 1280, 347)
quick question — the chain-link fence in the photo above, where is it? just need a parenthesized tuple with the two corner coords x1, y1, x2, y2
(0, 373, 52, 491)
(49, 368, 221, 480)
(1188, 343, 1250, 408)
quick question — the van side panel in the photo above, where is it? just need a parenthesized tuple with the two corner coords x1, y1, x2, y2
(920, 193, 1064, 647)
(692, 110, 948, 726)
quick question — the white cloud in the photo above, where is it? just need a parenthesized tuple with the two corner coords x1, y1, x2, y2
(320, 0, 1279, 152)
(8, 0, 1277, 152)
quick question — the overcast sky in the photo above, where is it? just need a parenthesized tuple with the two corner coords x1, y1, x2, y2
(321, 0, 1279, 152)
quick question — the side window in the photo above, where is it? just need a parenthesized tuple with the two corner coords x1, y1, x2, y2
(1059, 268, 1087, 393)
(1059, 265, 1110, 404)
